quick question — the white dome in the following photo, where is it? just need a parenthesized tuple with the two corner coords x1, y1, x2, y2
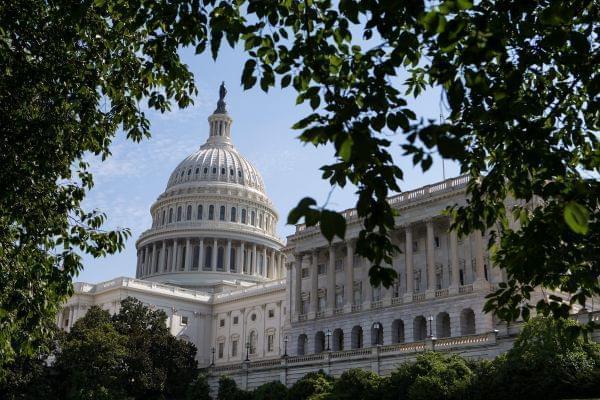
(166, 142, 265, 194)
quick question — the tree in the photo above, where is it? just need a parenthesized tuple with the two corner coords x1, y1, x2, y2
(252, 380, 288, 400)
(328, 369, 382, 400)
(287, 370, 334, 400)
(186, 374, 211, 400)
(112, 297, 198, 400)
(54, 306, 129, 400)
(217, 375, 252, 400)
(487, 316, 600, 400)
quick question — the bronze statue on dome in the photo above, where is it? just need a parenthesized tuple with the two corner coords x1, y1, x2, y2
(215, 81, 227, 113)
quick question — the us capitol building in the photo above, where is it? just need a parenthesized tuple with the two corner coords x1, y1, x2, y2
(58, 85, 598, 389)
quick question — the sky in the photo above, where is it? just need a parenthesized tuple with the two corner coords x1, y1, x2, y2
(78, 44, 461, 284)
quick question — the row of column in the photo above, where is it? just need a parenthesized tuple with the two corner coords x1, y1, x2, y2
(292, 218, 489, 320)
(136, 239, 285, 280)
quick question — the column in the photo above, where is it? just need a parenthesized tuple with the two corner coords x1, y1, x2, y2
(225, 240, 232, 272)
(474, 230, 487, 285)
(212, 238, 217, 271)
(344, 240, 354, 311)
(449, 228, 460, 294)
(160, 241, 166, 272)
(239, 242, 245, 273)
(252, 244, 257, 276)
(143, 247, 149, 275)
(185, 238, 191, 271)
(198, 238, 204, 270)
(150, 243, 157, 274)
(309, 251, 318, 318)
(136, 250, 142, 278)
(426, 219, 435, 296)
(327, 246, 336, 314)
(295, 257, 303, 318)
(403, 225, 414, 301)
(270, 251, 276, 279)
(172, 240, 178, 272)
(262, 247, 267, 277)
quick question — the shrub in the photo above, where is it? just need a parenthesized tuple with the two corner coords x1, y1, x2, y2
(288, 370, 334, 400)
(252, 380, 288, 400)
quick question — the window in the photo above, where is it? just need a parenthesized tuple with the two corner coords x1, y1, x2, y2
(220, 319, 225, 327)
(187, 169, 191, 175)
(317, 264, 327, 275)
(301, 299, 310, 314)
(219, 205, 225, 221)
(218, 342, 224, 359)
(212, 167, 217, 174)
(186, 205, 192, 220)
(268, 309, 274, 318)
(197, 205, 203, 220)
(318, 296, 326, 312)
(195, 167, 199, 174)
(230, 169, 234, 176)
(336, 291, 344, 308)
(238, 170, 242, 178)
(177, 206, 182, 222)
(413, 241, 418, 252)
(249, 331, 257, 355)
(208, 205, 214, 220)
(335, 259, 343, 272)
(205, 247, 212, 269)
(241, 209, 247, 224)
(230, 248, 236, 271)
(434, 236, 440, 248)
(161, 210, 165, 225)
(204, 167, 208, 174)
(231, 207, 237, 222)
(267, 334, 274, 352)
(221, 167, 225, 175)
(231, 340, 238, 357)
(233, 316, 239, 325)
(251, 313, 257, 321)
(251, 211, 256, 226)
(169, 208, 173, 223)
(181, 316, 188, 325)
(301, 268, 310, 278)
(217, 247, 224, 270)
(259, 213, 263, 228)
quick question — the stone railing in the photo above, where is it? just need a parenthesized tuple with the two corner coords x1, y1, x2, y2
(213, 279, 285, 303)
(208, 331, 497, 375)
(371, 300, 383, 309)
(459, 284, 474, 294)
(295, 175, 469, 234)
(412, 293, 426, 302)
(435, 288, 449, 298)
(298, 314, 308, 322)
(315, 311, 325, 319)
(391, 296, 403, 305)
(333, 308, 344, 315)
(351, 304, 362, 312)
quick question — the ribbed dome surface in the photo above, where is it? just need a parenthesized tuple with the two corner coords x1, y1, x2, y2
(166, 143, 265, 193)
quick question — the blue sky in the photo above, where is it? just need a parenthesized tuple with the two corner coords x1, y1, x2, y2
(78, 45, 460, 284)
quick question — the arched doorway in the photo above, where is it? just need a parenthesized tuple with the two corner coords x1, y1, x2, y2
(314, 331, 325, 353)
(436, 312, 451, 338)
(371, 322, 383, 346)
(332, 328, 344, 351)
(351, 325, 363, 349)
(460, 308, 476, 335)
(391, 319, 405, 343)
(413, 316, 427, 341)
(297, 334, 308, 356)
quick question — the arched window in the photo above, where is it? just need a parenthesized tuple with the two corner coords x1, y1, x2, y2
(241, 209, 247, 224)
(371, 322, 383, 346)
(221, 167, 225, 175)
(177, 206, 182, 222)
(351, 326, 363, 349)
(437, 312, 451, 338)
(314, 331, 325, 353)
(203, 167, 208, 174)
(197, 205, 203, 220)
(297, 334, 308, 356)
(212, 167, 217, 174)
(460, 308, 476, 335)
(251, 211, 256, 226)
(231, 207, 237, 222)
(217, 247, 224, 270)
(208, 205, 214, 220)
(205, 246, 212, 269)
(230, 169, 234, 176)
(230, 248, 236, 272)
(392, 319, 405, 343)
(161, 210, 165, 225)
(259, 213, 263, 228)
(413, 316, 427, 341)
(192, 246, 200, 271)
(168, 208, 173, 223)
(186, 205, 192, 220)
(249, 331, 257, 355)
(332, 329, 344, 351)
(219, 205, 226, 221)
(238, 170, 242, 178)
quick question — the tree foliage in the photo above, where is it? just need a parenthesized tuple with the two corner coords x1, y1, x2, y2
(287, 370, 334, 400)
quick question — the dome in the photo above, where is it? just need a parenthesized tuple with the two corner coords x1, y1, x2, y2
(166, 143, 265, 194)
(135, 82, 285, 290)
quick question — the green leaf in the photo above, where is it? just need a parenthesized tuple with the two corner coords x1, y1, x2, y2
(339, 137, 353, 161)
(563, 202, 589, 235)
(320, 210, 346, 242)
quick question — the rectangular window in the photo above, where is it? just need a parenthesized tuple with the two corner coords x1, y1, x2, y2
(302, 300, 310, 314)
(317, 264, 327, 275)
(233, 316, 239, 325)
(267, 334, 274, 352)
(335, 259, 343, 272)
(336, 292, 344, 308)
(413, 241, 418, 252)
(434, 236, 440, 248)
(219, 319, 225, 327)
(181, 316, 188, 325)
(231, 340, 238, 357)
(318, 296, 326, 312)
(301, 268, 310, 278)
(268, 309, 274, 318)
(218, 342, 224, 359)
